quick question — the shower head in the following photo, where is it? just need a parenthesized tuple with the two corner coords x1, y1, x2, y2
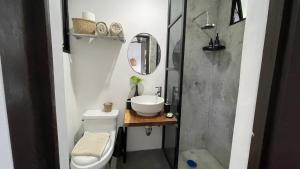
(192, 11, 216, 30)
(201, 23, 216, 30)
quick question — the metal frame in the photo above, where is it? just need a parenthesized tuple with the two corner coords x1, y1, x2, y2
(162, 0, 187, 168)
(230, 0, 245, 25)
(62, 0, 70, 53)
(123, 127, 127, 163)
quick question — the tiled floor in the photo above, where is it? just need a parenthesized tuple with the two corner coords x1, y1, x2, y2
(117, 149, 170, 169)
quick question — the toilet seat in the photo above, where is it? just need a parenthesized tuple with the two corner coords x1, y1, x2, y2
(71, 131, 116, 169)
(72, 137, 111, 166)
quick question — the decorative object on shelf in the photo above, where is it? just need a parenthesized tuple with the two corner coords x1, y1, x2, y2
(70, 16, 125, 43)
(164, 102, 171, 113)
(203, 33, 226, 51)
(103, 102, 113, 112)
(96, 22, 108, 36)
(110, 22, 123, 36)
(166, 112, 174, 118)
(82, 11, 96, 21)
(130, 76, 143, 97)
(72, 18, 96, 35)
(126, 99, 132, 110)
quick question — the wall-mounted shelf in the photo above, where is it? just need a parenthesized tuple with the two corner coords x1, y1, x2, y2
(70, 30, 126, 43)
(203, 45, 225, 51)
(124, 109, 177, 127)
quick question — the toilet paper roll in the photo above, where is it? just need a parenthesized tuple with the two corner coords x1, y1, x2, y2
(82, 11, 95, 21)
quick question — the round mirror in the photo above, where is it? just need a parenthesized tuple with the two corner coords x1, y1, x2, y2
(127, 33, 161, 75)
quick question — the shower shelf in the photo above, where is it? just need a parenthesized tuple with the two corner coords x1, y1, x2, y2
(203, 45, 225, 51)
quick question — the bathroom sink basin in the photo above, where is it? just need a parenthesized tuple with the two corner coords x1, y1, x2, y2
(131, 95, 164, 117)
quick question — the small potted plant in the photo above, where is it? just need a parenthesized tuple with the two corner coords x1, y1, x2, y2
(130, 75, 143, 97)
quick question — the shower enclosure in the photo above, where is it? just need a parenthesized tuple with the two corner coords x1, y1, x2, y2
(163, 0, 246, 169)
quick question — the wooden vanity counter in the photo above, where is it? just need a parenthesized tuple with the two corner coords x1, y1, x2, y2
(124, 109, 177, 127)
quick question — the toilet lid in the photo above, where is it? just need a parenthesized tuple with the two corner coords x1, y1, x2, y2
(71, 136, 112, 166)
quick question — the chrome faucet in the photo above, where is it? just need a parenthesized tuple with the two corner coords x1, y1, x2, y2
(155, 86, 162, 97)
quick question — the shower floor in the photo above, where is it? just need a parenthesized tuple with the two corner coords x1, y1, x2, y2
(178, 149, 225, 169)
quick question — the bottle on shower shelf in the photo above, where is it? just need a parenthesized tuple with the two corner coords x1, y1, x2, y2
(214, 33, 220, 47)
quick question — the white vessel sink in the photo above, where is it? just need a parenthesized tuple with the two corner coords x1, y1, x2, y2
(131, 95, 164, 117)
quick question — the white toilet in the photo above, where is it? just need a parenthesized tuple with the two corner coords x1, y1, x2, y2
(71, 109, 119, 169)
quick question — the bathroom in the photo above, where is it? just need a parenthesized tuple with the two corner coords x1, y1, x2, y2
(4, 0, 297, 169)
(60, 0, 247, 168)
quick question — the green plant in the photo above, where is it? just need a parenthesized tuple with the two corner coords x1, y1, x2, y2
(130, 75, 143, 85)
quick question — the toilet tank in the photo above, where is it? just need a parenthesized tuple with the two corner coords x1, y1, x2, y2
(82, 110, 119, 132)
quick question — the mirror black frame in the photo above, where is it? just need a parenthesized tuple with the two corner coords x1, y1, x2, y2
(230, 0, 245, 25)
(127, 33, 161, 75)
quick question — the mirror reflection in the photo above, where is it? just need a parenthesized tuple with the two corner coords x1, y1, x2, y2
(128, 33, 161, 75)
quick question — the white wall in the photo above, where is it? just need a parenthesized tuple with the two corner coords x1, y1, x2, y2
(0, 58, 14, 169)
(48, 1, 70, 169)
(229, 0, 270, 169)
(66, 0, 168, 152)
(241, 0, 248, 18)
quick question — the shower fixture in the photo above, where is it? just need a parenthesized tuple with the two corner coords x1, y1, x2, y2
(192, 11, 216, 30)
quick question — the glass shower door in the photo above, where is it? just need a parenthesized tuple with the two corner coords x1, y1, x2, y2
(163, 0, 187, 169)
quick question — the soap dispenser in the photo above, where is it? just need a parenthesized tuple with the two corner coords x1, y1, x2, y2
(214, 33, 220, 47)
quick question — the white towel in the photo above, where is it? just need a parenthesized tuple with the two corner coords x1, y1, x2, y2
(96, 22, 108, 36)
(110, 22, 123, 36)
(71, 132, 110, 158)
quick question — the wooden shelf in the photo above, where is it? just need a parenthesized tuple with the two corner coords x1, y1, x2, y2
(70, 30, 126, 43)
(124, 109, 177, 127)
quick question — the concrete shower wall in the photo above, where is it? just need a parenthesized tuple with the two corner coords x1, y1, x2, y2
(180, 0, 245, 168)
(180, 0, 219, 151)
(206, 0, 245, 167)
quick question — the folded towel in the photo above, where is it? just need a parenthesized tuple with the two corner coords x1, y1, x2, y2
(96, 22, 108, 36)
(110, 22, 123, 36)
(71, 132, 110, 158)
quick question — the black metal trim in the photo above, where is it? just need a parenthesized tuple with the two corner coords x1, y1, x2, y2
(162, 0, 187, 169)
(173, 1, 187, 168)
(168, 14, 183, 29)
(162, 0, 171, 155)
(231, 18, 246, 25)
(123, 127, 127, 163)
(162, 0, 175, 168)
(230, 0, 245, 25)
(62, 0, 70, 53)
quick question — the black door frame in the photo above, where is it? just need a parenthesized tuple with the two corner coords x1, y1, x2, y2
(247, 0, 298, 168)
(0, 0, 60, 168)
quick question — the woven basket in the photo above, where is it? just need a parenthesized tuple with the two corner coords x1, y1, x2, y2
(72, 18, 96, 35)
